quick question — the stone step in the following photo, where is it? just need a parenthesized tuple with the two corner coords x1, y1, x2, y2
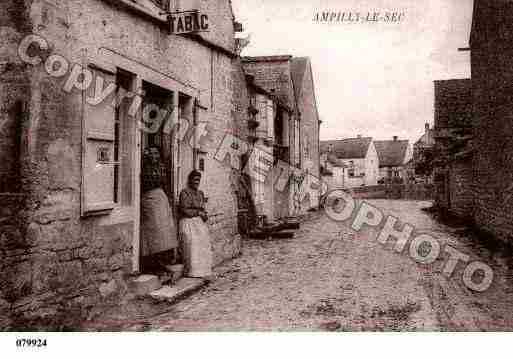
(149, 277, 206, 303)
(130, 274, 162, 296)
(164, 264, 185, 284)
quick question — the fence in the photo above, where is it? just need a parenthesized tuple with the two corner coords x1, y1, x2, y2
(343, 184, 434, 201)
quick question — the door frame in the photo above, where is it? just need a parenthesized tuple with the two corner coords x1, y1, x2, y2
(97, 48, 200, 273)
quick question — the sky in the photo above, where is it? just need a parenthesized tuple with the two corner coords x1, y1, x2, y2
(231, 0, 474, 143)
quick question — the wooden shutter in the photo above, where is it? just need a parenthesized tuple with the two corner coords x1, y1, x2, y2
(82, 65, 117, 216)
(267, 99, 274, 139)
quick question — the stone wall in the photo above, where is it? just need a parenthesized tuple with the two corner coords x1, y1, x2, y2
(471, 39, 513, 244)
(448, 158, 474, 220)
(294, 58, 320, 209)
(434, 79, 472, 130)
(349, 184, 434, 201)
(0, 194, 27, 329)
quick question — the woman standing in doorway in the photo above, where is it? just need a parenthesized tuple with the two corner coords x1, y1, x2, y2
(178, 170, 213, 279)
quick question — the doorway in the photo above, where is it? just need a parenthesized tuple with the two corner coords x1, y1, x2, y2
(139, 81, 178, 273)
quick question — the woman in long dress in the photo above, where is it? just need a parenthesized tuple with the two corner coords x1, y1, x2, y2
(140, 147, 177, 272)
(178, 170, 213, 279)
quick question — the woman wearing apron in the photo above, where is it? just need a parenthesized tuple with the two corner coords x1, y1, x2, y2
(178, 170, 213, 279)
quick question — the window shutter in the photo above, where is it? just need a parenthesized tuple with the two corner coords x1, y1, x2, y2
(267, 100, 274, 139)
(256, 95, 267, 138)
(82, 66, 117, 215)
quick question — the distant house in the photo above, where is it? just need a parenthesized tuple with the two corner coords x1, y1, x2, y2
(320, 153, 347, 191)
(320, 136, 379, 188)
(374, 137, 413, 183)
(413, 123, 435, 183)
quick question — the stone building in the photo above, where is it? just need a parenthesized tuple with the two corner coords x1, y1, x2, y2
(231, 62, 295, 227)
(469, 0, 513, 241)
(320, 136, 379, 188)
(374, 137, 413, 183)
(0, 0, 243, 328)
(432, 79, 474, 219)
(241, 55, 321, 214)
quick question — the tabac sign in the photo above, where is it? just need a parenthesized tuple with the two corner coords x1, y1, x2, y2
(169, 10, 209, 35)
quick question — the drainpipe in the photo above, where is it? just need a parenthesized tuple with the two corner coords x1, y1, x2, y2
(193, 97, 198, 170)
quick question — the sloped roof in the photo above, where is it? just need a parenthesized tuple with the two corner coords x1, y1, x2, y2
(374, 140, 409, 167)
(326, 153, 347, 168)
(415, 128, 435, 147)
(320, 137, 373, 159)
(241, 55, 295, 107)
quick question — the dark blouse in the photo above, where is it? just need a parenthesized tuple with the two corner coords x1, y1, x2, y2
(178, 187, 206, 219)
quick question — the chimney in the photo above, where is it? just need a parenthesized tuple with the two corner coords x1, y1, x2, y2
(425, 123, 430, 131)
(393, 136, 398, 141)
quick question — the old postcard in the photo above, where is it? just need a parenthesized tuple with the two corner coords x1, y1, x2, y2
(1, 0, 512, 353)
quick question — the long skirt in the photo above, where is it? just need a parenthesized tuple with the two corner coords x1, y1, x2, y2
(179, 217, 213, 278)
(140, 188, 177, 257)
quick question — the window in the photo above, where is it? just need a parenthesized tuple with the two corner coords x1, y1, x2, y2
(256, 95, 274, 139)
(266, 99, 274, 139)
(82, 65, 118, 215)
(199, 158, 205, 172)
(82, 66, 135, 216)
(294, 118, 300, 167)
(348, 161, 355, 177)
(116, 70, 135, 206)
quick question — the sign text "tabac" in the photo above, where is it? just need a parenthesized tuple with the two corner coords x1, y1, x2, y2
(169, 10, 209, 34)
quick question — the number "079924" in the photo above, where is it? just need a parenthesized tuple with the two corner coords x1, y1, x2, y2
(16, 339, 47, 348)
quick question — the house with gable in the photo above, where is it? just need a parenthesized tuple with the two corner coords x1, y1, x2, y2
(241, 55, 321, 215)
(320, 136, 379, 188)
(374, 137, 413, 183)
(320, 152, 347, 190)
